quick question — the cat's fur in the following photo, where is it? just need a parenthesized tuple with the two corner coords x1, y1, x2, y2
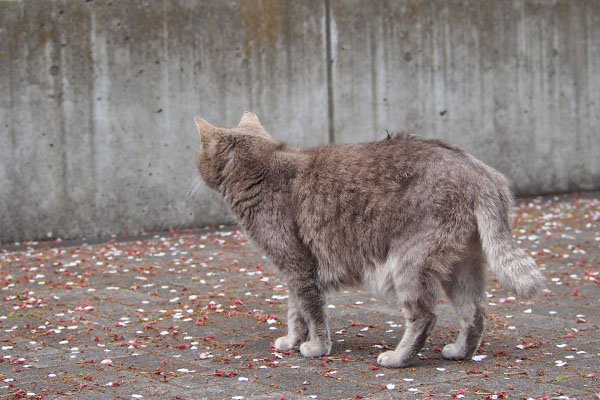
(194, 112, 545, 367)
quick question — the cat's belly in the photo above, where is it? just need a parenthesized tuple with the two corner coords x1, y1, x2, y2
(316, 252, 399, 298)
(361, 254, 399, 298)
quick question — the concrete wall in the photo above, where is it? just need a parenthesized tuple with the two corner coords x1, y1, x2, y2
(1, 0, 598, 243)
(331, 0, 600, 195)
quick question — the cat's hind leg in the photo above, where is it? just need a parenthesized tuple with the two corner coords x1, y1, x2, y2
(377, 263, 438, 368)
(274, 291, 309, 351)
(377, 301, 437, 368)
(441, 238, 486, 360)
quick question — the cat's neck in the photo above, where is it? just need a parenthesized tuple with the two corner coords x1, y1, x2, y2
(219, 141, 304, 224)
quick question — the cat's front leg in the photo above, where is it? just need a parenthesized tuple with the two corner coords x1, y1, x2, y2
(274, 291, 309, 351)
(287, 279, 331, 358)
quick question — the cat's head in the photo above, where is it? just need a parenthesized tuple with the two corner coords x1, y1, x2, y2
(194, 112, 272, 190)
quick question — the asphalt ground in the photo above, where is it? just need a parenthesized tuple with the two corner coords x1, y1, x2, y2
(0, 192, 598, 400)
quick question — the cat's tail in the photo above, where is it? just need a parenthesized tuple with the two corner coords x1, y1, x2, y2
(475, 187, 545, 299)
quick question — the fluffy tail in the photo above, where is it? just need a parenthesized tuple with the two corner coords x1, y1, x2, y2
(475, 191, 545, 299)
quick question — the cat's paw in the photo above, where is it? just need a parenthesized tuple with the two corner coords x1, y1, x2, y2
(274, 336, 296, 352)
(377, 350, 412, 368)
(441, 343, 466, 360)
(299, 340, 331, 358)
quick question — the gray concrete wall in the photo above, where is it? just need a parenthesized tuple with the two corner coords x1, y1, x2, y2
(1, 0, 598, 243)
(331, 0, 600, 195)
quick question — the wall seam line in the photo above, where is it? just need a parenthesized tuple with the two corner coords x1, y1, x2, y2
(325, 0, 335, 145)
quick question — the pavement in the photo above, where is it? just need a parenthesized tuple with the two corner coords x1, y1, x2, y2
(0, 192, 598, 400)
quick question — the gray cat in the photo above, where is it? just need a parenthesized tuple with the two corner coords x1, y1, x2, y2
(193, 112, 544, 368)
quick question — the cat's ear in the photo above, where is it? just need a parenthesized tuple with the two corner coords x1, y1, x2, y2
(194, 116, 217, 147)
(238, 111, 265, 131)
(195, 116, 216, 133)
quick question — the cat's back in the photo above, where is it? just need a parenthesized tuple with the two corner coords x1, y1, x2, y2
(297, 134, 471, 190)
(295, 134, 498, 226)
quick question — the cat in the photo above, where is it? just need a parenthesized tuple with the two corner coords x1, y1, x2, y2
(193, 112, 545, 368)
